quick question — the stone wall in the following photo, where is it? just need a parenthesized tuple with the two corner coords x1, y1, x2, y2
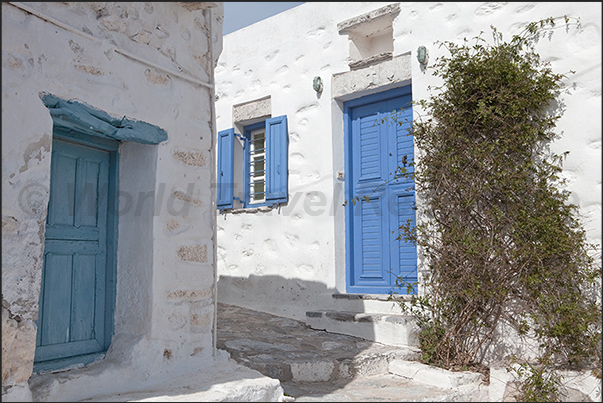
(2, 2, 223, 401)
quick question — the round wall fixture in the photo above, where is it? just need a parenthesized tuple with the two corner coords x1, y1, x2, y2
(313, 76, 323, 93)
(417, 46, 428, 64)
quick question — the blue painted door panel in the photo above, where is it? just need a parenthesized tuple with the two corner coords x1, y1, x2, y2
(35, 138, 113, 364)
(346, 88, 416, 294)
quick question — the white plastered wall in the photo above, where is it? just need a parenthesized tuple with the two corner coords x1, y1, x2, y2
(2, 2, 223, 401)
(214, 2, 601, 324)
(215, 2, 398, 320)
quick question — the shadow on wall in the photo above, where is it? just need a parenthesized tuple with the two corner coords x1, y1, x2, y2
(217, 273, 419, 349)
(217, 274, 371, 321)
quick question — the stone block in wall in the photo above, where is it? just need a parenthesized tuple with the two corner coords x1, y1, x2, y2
(2, 308, 36, 385)
(332, 53, 411, 101)
(172, 148, 207, 167)
(233, 96, 271, 124)
(177, 244, 208, 263)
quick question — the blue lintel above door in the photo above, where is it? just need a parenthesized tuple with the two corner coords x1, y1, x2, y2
(41, 93, 168, 145)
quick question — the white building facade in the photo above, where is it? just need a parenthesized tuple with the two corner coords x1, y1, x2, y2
(2, 2, 283, 402)
(214, 1, 601, 346)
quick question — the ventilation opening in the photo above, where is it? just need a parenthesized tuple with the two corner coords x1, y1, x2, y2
(338, 4, 399, 70)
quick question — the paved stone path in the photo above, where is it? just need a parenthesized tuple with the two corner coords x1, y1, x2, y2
(217, 303, 481, 401)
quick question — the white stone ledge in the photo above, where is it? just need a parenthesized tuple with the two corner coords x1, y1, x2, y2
(176, 3, 220, 11)
(337, 3, 401, 33)
(332, 53, 412, 102)
(233, 96, 272, 125)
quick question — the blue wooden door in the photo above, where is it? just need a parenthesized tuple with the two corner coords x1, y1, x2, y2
(35, 135, 116, 366)
(346, 87, 416, 294)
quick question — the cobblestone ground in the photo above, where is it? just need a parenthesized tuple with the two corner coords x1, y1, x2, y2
(216, 303, 462, 402)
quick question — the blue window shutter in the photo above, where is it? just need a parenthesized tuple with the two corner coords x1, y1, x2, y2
(217, 128, 235, 209)
(265, 115, 288, 203)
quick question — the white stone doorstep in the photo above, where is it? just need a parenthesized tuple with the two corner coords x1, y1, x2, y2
(389, 359, 484, 389)
(78, 359, 285, 402)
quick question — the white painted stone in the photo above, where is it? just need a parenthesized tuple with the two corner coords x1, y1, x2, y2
(489, 366, 602, 402)
(559, 370, 602, 403)
(488, 366, 513, 402)
(389, 359, 484, 389)
(305, 311, 419, 347)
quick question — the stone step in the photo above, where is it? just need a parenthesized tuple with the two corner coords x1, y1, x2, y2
(222, 339, 420, 383)
(315, 293, 409, 315)
(217, 303, 421, 384)
(281, 371, 489, 402)
(305, 310, 419, 347)
(389, 359, 485, 389)
(66, 356, 286, 402)
(387, 359, 490, 402)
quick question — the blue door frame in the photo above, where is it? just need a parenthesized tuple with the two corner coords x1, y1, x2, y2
(344, 86, 417, 294)
(34, 129, 118, 372)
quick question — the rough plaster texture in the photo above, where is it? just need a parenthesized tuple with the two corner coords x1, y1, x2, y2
(214, 0, 602, 356)
(1, 2, 237, 401)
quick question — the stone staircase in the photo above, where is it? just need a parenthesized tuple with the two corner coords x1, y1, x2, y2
(305, 293, 419, 347)
(217, 302, 420, 384)
(217, 302, 490, 402)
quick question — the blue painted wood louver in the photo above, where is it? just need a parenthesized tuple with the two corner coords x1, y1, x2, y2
(265, 115, 288, 203)
(345, 86, 417, 294)
(217, 128, 235, 209)
(41, 94, 167, 145)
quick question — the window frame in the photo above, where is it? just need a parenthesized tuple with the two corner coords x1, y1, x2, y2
(243, 121, 270, 208)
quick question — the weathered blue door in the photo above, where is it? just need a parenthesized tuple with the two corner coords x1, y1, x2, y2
(35, 134, 117, 367)
(345, 86, 417, 294)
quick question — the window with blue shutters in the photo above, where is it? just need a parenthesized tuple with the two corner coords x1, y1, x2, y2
(217, 115, 288, 210)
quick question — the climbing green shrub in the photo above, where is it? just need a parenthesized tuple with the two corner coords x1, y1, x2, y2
(393, 17, 601, 398)
(509, 354, 563, 402)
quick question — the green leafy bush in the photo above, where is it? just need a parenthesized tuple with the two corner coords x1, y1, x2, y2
(393, 16, 601, 400)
